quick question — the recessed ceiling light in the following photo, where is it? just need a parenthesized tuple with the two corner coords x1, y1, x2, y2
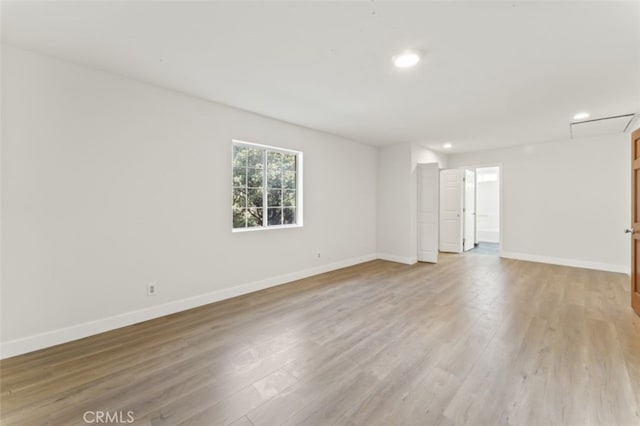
(393, 50, 421, 68)
(443, 143, 452, 149)
(573, 112, 590, 120)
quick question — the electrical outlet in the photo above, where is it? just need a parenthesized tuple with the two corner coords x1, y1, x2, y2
(147, 282, 157, 296)
(317, 252, 321, 259)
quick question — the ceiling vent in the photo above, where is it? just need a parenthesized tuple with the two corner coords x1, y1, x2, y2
(570, 113, 636, 139)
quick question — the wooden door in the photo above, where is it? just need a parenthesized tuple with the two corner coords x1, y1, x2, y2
(632, 129, 640, 315)
(417, 163, 439, 263)
(440, 169, 463, 253)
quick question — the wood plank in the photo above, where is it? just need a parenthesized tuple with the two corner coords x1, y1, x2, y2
(1, 254, 639, 425)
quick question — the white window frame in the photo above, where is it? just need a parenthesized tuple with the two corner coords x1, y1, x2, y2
(231, 139, 304, 232)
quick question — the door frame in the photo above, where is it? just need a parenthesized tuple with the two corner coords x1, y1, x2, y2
(457, 163, 504, 255)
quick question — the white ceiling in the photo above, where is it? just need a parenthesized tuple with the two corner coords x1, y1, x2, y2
(2, 1, 639, 153)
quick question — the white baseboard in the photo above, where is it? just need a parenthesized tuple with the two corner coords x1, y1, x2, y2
(500, 251, 630, 275)
(0, 253, 377, 359)
(377, 253, 418, 265)
(7, 250, 625, 359)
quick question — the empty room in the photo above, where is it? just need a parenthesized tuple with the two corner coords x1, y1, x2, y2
(1, 1, 639, 425)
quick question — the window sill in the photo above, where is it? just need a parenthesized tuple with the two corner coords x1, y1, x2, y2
(232, 224, 303, 233)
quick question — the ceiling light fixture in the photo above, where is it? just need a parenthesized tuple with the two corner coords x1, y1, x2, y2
(393, 49, 421, 68)
(443, 143, 452, 149)
(573, 112, 590, 120)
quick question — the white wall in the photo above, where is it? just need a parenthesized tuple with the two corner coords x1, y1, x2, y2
(411, 144, 449, 170)
(448, 134, 631, 273)
(475, 167, 500, 243)
(376, 143, 447, 264)
(1, 45, 378, 357)
(377, 144, 413, 263)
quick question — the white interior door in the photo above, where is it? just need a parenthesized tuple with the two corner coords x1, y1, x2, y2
(439, 169, 463, 253)
(464, 169, 476, 251)
(418, 163, 439, 263)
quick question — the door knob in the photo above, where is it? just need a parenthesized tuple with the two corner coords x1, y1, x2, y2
(625, 229, 635, 234)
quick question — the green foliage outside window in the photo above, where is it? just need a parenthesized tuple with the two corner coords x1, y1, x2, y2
(232, 143, 299, 229)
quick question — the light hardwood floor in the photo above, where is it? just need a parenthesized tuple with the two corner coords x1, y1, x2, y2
(1, 252, 639, 425)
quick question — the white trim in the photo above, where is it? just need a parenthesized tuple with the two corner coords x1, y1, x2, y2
(377, 253, 418, 265)
(500, 251, 630, 275)
(0, 253, 377, 359)
(232, 139, 300, 154)
(232, 224, 303, 233)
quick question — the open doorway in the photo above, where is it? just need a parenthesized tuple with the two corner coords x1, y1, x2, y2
(437, 165, 501, 256)
(474, 166, 500, 255)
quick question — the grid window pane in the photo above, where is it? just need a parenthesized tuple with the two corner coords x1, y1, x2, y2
(247, 208, 263, 227)
(248, 188, 263, 208)
(247, 149, 264, 169)
(283, 171, 296, 190)
(283, 208, 296, 224)
(267, 151, 283, 170)
(233, 208, 246, 228)
(233, 188, 247, 209)
(268, 208, 282, 226)
(233, 167, 246, 187)
(283, 190, 296, 207)
(268, 189, 282, 207)
(268, 168, 282, 189)
(282, 153, 296, 170)
(233, 146, 248, 168)
(248, 168, 263, 187)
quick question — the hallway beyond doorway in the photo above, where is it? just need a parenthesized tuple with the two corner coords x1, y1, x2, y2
(471, 242, 500, 255)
